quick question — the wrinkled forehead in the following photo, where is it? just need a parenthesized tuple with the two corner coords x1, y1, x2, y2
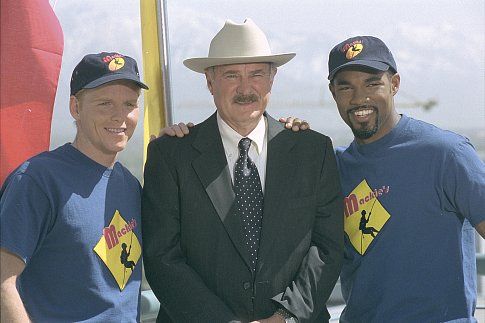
(213, 62, 272, 74)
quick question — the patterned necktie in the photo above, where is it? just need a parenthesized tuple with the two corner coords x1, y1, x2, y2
(233, 138, 264, 272)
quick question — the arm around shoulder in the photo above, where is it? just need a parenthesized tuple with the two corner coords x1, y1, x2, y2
(0, 248, 30, 323)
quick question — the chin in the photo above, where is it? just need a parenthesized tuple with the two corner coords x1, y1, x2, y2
(109, 142, 128, 153)
(116, 145, 128, 152)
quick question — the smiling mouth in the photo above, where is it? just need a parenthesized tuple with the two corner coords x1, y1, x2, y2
(354, 108, 374, 117)
(105, 128, 126, 134)
(348, 106, 375, 119)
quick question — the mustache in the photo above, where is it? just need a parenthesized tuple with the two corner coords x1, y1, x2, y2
(233, 94, 259, 104)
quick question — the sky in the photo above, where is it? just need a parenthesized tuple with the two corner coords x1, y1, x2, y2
(49, 0, 485, 176)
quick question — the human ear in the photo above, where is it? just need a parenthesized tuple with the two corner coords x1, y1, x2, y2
(329, 82, 337, 100)
(205, 72, 214, 95)
(391, 73, 400, 95)
(69, 96, 81, 120)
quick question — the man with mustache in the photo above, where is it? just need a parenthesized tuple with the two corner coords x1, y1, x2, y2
(142, 19, 344, 323)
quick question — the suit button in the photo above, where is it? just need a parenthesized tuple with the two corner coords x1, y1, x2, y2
(243, 282, 251, 290)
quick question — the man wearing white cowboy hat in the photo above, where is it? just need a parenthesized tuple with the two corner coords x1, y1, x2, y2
(142, 18, 343, 323)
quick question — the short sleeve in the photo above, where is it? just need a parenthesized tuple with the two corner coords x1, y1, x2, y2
(0, 173, 52, 263)
(442, 140, 485, 227)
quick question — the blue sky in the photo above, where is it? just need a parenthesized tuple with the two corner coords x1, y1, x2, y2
(49, 0, 484, 172)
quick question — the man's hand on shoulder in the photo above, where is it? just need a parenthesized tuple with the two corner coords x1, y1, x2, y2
(151, 122, 195, 140)
(278, 116, 310, 132)
(157, 117, 310, 140)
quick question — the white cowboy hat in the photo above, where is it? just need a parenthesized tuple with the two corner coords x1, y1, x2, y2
(183, 18, 296, 73)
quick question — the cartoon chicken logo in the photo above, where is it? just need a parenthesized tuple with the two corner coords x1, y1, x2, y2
(108, 57, 125, 71)
(346, 43, 363, 59)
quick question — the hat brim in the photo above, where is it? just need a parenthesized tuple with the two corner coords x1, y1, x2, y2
(328, 60, 391, 80)
(183, 53, 296, 73)
(82, 73, 149, 91)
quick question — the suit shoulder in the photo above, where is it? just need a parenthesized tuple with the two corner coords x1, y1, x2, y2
(289, 128, 332, 146)
(148, 124, 202, 152)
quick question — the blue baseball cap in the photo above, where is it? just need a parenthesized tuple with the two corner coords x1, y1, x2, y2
(70, 52, 148, 95)
(327, 36, 397, 80)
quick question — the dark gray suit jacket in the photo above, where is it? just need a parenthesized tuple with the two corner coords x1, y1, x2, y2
(142, 113, 343, 323)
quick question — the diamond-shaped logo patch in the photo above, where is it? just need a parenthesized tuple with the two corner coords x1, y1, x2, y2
(344, 179, 391, 255)
(94, 210, 141, 290)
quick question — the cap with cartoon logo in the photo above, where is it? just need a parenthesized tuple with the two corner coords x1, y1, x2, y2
(327, 36, 397, 80)
(70, 52, 149, 95)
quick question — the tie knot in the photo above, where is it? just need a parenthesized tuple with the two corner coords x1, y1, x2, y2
(238, 138, 251, 154)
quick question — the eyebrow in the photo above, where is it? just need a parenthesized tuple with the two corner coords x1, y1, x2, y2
(334, 79, 351, 86)
(364, 76, 383, 83)
(91, 97, 112, 102)
(221, 70, 239, 76)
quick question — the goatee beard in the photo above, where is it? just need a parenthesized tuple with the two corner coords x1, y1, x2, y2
(350, 113, 379, 140)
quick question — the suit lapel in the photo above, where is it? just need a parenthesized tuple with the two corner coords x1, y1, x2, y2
(192, 113, 251, 268)
(257, 115, 298, 272)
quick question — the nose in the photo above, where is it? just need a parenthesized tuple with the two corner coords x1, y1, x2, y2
(349, 87, 368, 106)
(111, 103, 124, 122)
(236, 76, 252, 95)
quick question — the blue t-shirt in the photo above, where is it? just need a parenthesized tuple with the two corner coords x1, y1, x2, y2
(336, 115, 485, 323)
(0, 144, 142, 322)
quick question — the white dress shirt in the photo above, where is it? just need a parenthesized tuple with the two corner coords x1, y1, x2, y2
(217, 113, 268, 192)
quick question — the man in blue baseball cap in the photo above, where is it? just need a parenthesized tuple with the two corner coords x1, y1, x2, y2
(1, 52, 148, 322)
(327, 35, 485, 322)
